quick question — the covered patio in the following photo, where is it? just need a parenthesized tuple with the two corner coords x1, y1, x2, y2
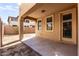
(18, 3, 77, 56)
(22, 36, 77, 56)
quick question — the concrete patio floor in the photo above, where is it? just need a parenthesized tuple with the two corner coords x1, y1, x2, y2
(22, 36, 77, 56)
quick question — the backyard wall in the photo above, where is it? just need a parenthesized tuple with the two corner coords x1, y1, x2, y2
(23, 27, 35, 34)
(36, 7, 77, 44)
(4, 25, 19, 35)
(4, 24, 35, 35)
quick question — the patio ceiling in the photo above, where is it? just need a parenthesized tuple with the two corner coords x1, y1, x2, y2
(22, 3, 77, 20)
(24, 16, 37, 21)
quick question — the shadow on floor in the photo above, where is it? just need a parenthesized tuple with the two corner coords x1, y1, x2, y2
(0, 41, 40, 56)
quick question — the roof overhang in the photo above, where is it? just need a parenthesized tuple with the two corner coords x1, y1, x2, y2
(20, 3, 77, 20)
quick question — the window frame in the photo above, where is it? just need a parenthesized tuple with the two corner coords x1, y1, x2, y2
(37, 19, 42, 31)
(45, 15, 54, 32)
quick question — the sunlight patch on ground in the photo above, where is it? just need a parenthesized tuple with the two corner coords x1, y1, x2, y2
(22, 33, 36, 41)
(1, 41, 21, 49)
(2, 35, 19, 45)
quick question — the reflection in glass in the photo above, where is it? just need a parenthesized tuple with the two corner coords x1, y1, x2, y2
(47, 17, 52, 30)
(38, 20, 42, 30)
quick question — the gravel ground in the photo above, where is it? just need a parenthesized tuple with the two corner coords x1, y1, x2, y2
(0, 42, 40, 56)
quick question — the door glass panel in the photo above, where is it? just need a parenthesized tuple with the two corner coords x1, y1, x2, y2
(63, 22, 72, 38)
(63, 13, 72, 38)
(63, 13, 72, 21)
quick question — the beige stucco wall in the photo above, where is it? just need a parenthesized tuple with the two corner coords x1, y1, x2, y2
(23, 27, 35, 34)
(36, 7, 77, 44)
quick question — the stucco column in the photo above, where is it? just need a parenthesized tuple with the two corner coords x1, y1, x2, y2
(18, 17, 24, 40)
(0, 18, 2, 47)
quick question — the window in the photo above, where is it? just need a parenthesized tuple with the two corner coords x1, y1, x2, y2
(11, 17, 17, 21)
(25, 26, 29, 28)
(63, 13, 72, 21)
(11, 18, 13, 21)
(24, 26, 26, 27)
(13, 25, 17, 27)
(13, 18, 17, 21)
(46, 16, 53, 31)
(30, 25, 35, 28)
(38, 20, 42, 31)
(25, 20, 29, 23)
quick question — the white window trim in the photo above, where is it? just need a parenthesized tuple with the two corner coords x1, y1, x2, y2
(37, 19, 42, 32)
(45, 15, 54, 32)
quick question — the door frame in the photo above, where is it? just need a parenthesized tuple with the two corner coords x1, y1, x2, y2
(61, 12, 72, 41)
(60, 9, 73, 43)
